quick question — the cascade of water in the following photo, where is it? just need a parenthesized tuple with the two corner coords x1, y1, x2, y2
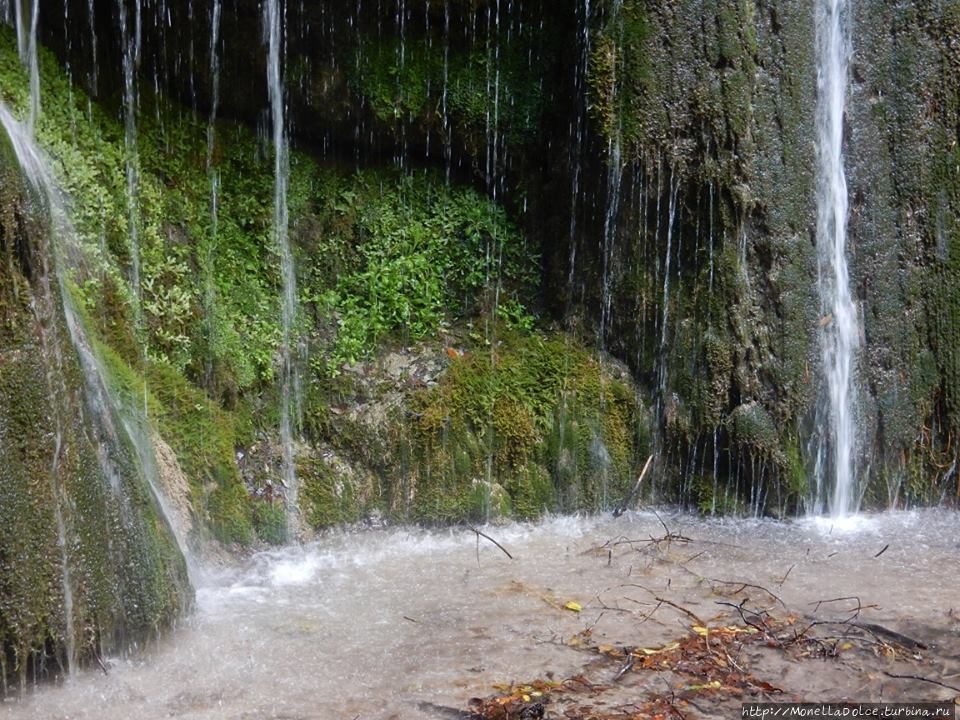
(264, 0, 301, 538)
(598, 102, 621, 349)
(203, 0, 221, 390)
(708, 180, 715, 292)
(815, 0, 859, 517)
(116, 0, 142, 352)
(31, 191, 77, 680)
(0, 102, 195, 604)
(9, 0, 39, 135)
(711, 427, 719, 515)
(86, 0, 97, 94)
(657, 169, 678, 396)
(479, 0, 504, 520)
(25, 0, 38, 135)
(395, 0, 407, 170)
(442, 0, 450, 182)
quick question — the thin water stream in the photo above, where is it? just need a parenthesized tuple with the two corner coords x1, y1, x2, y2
(264, 0, 302, 539)
(4, 510, 957, 718)
(815, 0, 859, 517)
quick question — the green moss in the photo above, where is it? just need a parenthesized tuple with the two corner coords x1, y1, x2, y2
(0, 114, 189, 688)
(251, 500, 288, 545)
(298, 453, 363, 529)
(588, 0, 653, 150)
(393, 332, 646, 522)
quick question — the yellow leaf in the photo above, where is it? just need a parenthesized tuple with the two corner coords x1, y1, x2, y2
(522, 695, 531, 702)
(686, 680, 722, 691)
(597, 644, 616, 654)
(839, 642, 854, 651)
(693, 625, 709, 636)
(638, 641, 679, 655)
(564, 601, 583, 612)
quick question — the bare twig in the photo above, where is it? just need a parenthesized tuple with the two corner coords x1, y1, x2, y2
(808, 596, 866, 616)
(614, 454, 654, 517)
(874, 544, 889, 558)
(467, 524, 513, 560)
(715, 600, 773, 639)
(612, 657, 635, 682)
(776, 564, 794, 588)
(709, 578, 787, 609)
(619, 583, 705, 626)
(882, 672, 960, 693)
(93, 650, 109, 675)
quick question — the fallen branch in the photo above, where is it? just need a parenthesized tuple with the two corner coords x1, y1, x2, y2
(467, 524, 513, 561)
(612, 657, 634, 682)
(715, 600, 774, 640)
(93, 649, 109, 676)
(776, 564, 795, 588)
(620, 583, 706, 626)
(854, 622, 927, 650)
(614, 454, 654, 517)
(882, 672, 960, 693)
(808, 596, 869, 616)
(708, 578, 787, 610)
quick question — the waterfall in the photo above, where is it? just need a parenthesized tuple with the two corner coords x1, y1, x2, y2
(565, 0, 591, 308)
(203, 0, 221, 390)
(24, 0, 37, 134)
(116, 0, 142, 349)
(264, 0, 301, 538)
(10, 0, 39, 135)
(814, 0, 859, 517)
(0, 103, 195, 642)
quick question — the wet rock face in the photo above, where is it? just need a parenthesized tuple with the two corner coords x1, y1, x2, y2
(29, 0, 960, 508)
(845, 0, 959, 502)
(0, 124, 190, 690)
(566, 0, 959, 508)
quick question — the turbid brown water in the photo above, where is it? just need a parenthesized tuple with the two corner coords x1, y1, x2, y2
(4, 509, 959, 718)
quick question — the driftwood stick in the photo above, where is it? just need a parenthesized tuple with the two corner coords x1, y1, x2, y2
(808, 596, 866, 615)
(854, 622, 927, 650)
(882, 672, 960, 693)
(709, 578, 787, 609)
(467, 524, 514, 560)
(93, 650, 109, 675)
(612, 657, 635, 682)
(614, 454, 654, 517)
(620, 583, 705, 626)
(776, 564, 795, 588)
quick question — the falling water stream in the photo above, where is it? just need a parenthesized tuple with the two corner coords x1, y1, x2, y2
(264, 0, 302, 538)
(0, 103, 195, 582)
(815, 0, 859, 517)
(116, 0, 143, 346)
(3, 510, 957, 718)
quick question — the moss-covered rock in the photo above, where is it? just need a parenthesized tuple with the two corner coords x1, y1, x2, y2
(0, 111, 189, 689)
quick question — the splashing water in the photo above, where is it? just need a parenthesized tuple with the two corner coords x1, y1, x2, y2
(3, 509, 957, 717)
(814, 0, 859, 518)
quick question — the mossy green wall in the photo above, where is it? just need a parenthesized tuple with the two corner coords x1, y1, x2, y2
(0, 123, 189, 689)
